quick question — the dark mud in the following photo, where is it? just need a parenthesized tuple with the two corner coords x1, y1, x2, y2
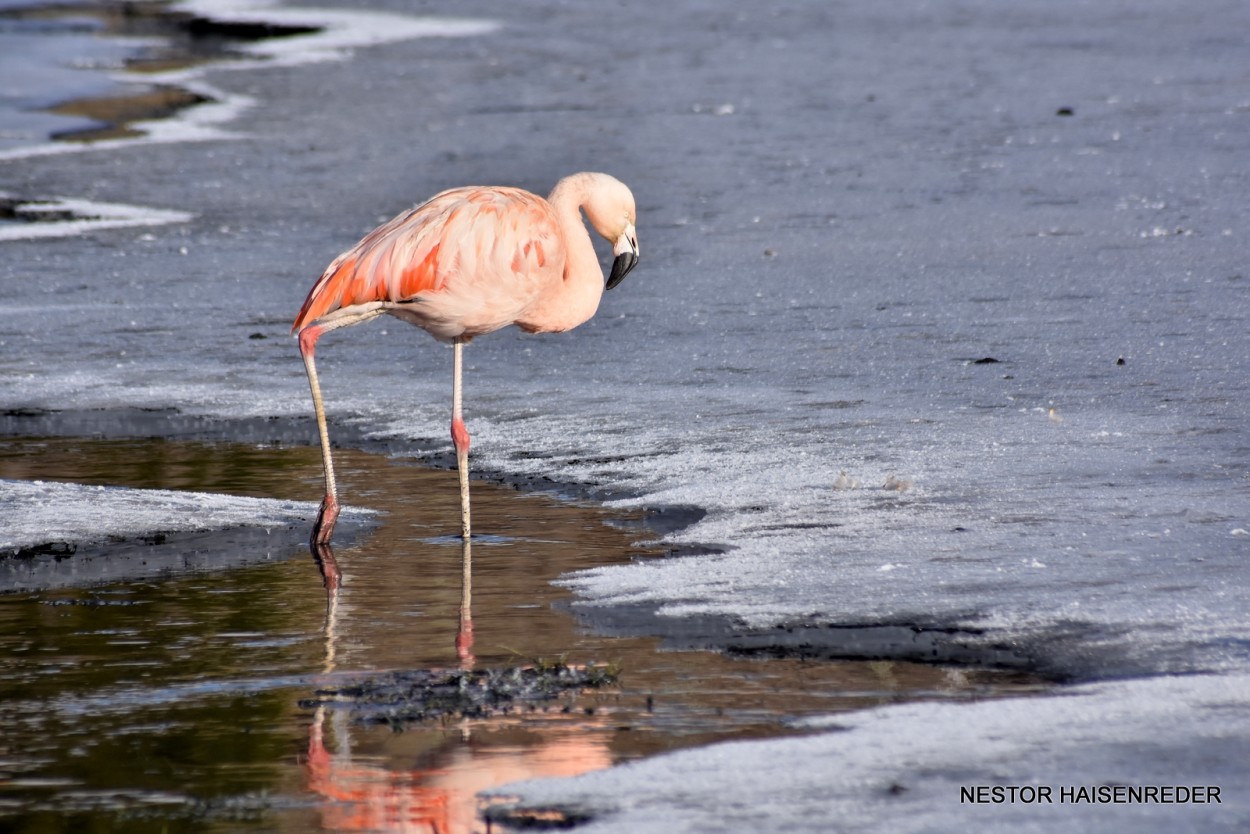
(301, 663, 621, 727)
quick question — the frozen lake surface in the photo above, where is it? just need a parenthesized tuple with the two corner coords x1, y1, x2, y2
(3, 0, 1249, 829)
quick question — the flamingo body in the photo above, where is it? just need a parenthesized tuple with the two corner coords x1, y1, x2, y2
(294, 172, 639, 545)
(293, 187, 569, 342)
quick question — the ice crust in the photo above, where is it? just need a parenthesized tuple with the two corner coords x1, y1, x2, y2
(0, 479, 341, 590)
(489, 671, 1250, 832)
(0, 478, 319, 551)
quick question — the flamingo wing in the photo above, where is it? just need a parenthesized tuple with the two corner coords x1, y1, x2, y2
(292, 186, 564, 335)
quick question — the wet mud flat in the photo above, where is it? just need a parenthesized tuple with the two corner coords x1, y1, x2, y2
(0, 426, 1044, 831)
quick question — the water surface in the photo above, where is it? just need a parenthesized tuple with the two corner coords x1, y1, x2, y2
(0, 436, 1037, 831)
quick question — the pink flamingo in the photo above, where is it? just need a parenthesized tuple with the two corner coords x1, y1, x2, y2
(292, 172, 639, 545)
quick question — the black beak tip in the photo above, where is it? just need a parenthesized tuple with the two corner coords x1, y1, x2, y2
(607, 251, 638, 290)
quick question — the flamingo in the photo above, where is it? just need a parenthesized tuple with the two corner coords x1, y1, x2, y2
(292, 172, 639, 545)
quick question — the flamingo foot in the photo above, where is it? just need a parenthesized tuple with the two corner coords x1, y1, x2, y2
(312, 495, 340, 547)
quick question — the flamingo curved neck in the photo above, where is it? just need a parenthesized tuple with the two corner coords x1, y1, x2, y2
(516, 175, 606, 334)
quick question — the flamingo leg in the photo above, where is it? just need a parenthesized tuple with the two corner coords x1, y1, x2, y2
(299, 325, 341, 545)
(451, 338, 472, 540)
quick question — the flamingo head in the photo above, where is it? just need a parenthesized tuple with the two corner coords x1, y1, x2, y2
(581, 173, 639, 290)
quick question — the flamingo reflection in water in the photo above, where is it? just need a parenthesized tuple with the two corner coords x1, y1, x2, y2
(304, 541, 614, 832)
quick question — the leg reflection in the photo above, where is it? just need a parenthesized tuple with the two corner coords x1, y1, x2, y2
(310, 539, 342, 593)
(302, 534, 613, 833)
(456, 536, 475, 670)
(310, 541, 342, 675)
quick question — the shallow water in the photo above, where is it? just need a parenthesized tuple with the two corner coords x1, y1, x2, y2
(0, 436, 1038, 831)
(0, 0, 208, 150)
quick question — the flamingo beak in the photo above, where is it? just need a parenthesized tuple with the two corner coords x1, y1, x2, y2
(607, 226, 638, 290)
